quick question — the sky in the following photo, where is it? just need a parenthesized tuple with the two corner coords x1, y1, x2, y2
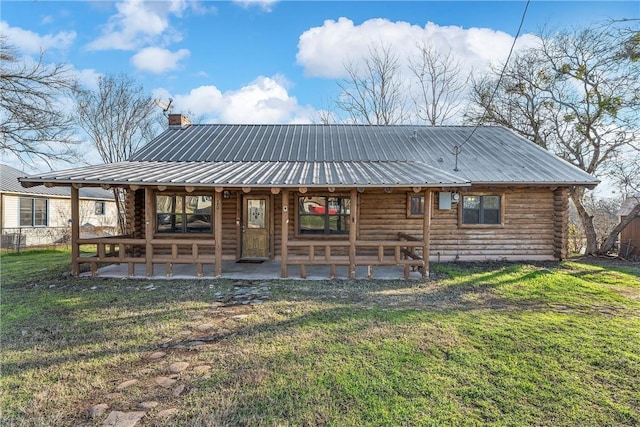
(1, 0, 639, 172)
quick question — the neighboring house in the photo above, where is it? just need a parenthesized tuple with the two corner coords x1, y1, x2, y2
(618, 194, 640, 259)
(1, 164, 117, 249)
(20, 115, 599, 278)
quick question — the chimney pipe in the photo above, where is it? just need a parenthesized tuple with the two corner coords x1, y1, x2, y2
(168, 114, 192, 129)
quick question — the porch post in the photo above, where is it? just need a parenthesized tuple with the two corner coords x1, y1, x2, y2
(422, 189, 432, 279)
(70, 186, 80, 276)
(214, 190, 223, 277)
(349, 188, 358, 279)
(281, 189, 289, 278)
(144, 187, 154, 277)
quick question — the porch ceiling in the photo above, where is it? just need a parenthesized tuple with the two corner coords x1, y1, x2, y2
(19, 160, 471, 189)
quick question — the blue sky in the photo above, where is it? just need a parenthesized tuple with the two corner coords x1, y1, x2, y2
(1, 0, 638, 169)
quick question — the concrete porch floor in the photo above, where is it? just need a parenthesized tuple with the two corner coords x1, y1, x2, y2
(82, 260, 425, 281)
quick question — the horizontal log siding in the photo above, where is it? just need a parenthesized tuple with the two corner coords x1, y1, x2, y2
(431, 188, 556, 260)
(274, 193, 283, 257)
(221, 193, 238, 257)
(359, 190, 420, 257)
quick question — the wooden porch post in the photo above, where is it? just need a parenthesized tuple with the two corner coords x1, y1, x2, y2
(214, 190, 223, 277)
(349, 188, 358, 279)
(144, 187, 154, 277)
(281, 189, 289, 278)
(70, 186, 80, 276)
(422, 190, 432, 279)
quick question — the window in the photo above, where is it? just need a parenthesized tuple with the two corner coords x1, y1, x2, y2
(19, 197, 48, 227)
(462, 195, 502, 225)
(95, 201, 106, 215)
(156, 195, 212, 233)
(298, 196, 350, 235)
(407, 194, 425, 217)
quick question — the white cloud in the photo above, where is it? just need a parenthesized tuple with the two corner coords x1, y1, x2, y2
(233, 0, 279, 12)
(154, 75, 315, 124)
(130, 47, 190, 73)
(86, 0, 188, 51)
(296, 17, 539, 79)
(0, 21, 76, 55)
(74, 68, 103, 91)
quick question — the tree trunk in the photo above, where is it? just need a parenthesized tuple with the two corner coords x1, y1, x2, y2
(598, 200, 640, 255)
(570, 188, 598, 255)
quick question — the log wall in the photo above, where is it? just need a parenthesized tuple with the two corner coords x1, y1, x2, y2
(221, 193, 239, 257)
(128, 186, 567, 263)
(430, 187, 557, 260)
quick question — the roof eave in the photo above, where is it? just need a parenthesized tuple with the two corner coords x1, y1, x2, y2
(19, 178, 471, 189)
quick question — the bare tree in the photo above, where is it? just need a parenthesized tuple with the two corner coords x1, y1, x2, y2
(336, 44, 407, 125)
(0, 36, 78, 166)
(466, 23, 640, 255)
(408, 42, 467, 125)
(73, 74, 160, 231)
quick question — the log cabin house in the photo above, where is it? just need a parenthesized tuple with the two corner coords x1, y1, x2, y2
(20, 115, 599, 279)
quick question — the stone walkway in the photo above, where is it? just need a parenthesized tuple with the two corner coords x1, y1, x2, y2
(88, 282, 271, 427)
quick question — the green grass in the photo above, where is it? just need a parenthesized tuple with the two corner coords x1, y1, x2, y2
(1, 250, 639, 426)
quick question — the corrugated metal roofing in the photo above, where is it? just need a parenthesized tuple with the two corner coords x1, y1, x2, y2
(2, 164, 114, 199)
(20, 125, 599, 188)
(21, 161, 468, 187)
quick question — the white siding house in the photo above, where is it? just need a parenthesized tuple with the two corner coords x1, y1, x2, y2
(1, 164, 118, 249)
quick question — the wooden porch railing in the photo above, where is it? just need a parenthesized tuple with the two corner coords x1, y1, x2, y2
(75, 235, 216, 277)
(285, 235, 425, 279)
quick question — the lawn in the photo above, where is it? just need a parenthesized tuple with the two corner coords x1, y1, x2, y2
(1, 251, 639, 426)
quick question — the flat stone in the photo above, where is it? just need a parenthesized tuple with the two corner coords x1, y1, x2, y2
(172, 384, 186, 397)
(232, 314, 249, 320)
(191, 315, 204, 320)
(148, 351, 167, 360)
(155, 376, 178, 388)
(168, 362, 189, 373)
(156, 408, 179, 419)
(115, 379, 138, 390)
(138, 401, 159, 410)
(178, 330, 192, 336)
(89, 403, 109, 418)
(103, 411, 145, 427)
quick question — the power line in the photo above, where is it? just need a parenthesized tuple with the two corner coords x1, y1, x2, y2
(453, 0, 532, 171)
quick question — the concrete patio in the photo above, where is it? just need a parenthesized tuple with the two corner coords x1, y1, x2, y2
(82, 260, 425, 281)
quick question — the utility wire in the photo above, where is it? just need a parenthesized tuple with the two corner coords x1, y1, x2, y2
(453, 0, 532, 171)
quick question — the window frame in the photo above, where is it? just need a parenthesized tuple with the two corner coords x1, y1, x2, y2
(406, 193, 425, 218)
(296, 194, 351, 238)
(459, 193, 505, 227)
(19, 197, 48, 227)
(155, 193, 213, 234)
(94, 201, 106, 216)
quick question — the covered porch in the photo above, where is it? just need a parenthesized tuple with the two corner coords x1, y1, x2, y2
(67, 186, 436, 280)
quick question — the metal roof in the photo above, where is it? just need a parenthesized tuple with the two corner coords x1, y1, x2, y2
(20, 125, 599, 188)
(2, 164, 114, 199)
(21, 161, 468, 188)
